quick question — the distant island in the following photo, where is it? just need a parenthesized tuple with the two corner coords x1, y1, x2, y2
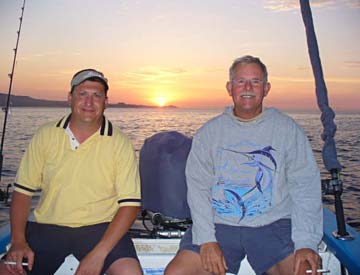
(0, 93, 177, 109)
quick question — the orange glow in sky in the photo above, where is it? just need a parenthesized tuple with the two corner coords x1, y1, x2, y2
(0, 1, 359, 112)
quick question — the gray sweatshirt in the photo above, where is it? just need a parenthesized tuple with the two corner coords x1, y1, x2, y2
(186, 106, 323, 252)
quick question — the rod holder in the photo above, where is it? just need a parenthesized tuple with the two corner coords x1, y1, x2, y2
(322, 170, 353, 240)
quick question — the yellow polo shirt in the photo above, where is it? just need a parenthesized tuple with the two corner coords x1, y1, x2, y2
(15, 114, 141, 227)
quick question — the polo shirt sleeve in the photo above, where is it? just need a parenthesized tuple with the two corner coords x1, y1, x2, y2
(115, 135, 141, 207)
(14, 126, 47, 196)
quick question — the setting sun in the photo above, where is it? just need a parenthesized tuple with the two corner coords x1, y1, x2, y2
(155, 97, 167, 107)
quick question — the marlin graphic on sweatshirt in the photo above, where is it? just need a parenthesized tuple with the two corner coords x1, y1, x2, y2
(212, 144, 277, 222)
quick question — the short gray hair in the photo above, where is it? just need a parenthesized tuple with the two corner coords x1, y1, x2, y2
(229, 55, 268, 83)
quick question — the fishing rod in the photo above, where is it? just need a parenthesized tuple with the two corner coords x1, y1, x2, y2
(0, 0, 26, 184)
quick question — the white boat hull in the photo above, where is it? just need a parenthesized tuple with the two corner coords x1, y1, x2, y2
(52, 238, 340, 275)
(3, 209, 358, 274)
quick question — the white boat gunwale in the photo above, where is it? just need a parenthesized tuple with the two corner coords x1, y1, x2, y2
(1, 208, 359, 275)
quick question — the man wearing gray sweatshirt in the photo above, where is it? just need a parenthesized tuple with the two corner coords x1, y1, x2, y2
(165, 55, 323, 275)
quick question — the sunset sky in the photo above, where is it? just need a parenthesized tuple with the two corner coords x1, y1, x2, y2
(0, 0, 359, 111)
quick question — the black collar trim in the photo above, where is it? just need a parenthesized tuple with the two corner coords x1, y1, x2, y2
(56, 114, 113, 137)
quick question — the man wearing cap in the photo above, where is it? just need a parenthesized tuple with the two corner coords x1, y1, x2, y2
(0, 69, 142, 275)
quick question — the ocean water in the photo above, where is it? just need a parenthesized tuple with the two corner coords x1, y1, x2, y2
(0, 107, 359, 232)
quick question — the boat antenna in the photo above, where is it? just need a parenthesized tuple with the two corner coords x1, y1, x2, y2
(0, 0, 26, 182)
(299, 0, 353, 269)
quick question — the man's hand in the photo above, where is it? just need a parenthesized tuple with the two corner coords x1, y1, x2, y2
(200, 242, 228, 275)
(294, 248, 322, 275)
(75, 248, 106, 275)
(6, 191, 33, 274)
(5, 241, 34, 274)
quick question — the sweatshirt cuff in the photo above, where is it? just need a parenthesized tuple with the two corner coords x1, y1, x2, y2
(294, 240, 320, 252)
(192, 226, 217, 245)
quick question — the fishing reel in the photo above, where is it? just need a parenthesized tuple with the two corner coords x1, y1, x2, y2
(321, 176, 342, 196)
(140, 209, 191, 239)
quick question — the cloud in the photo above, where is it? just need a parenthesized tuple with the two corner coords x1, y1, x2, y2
(264, 0, 299, 11)
(271, 76, 314, 82)
(344, 61, 360, 68)
(202, 68, 224, 73)
(115, 66, 188, 87)
(115, 66, 224, 88)
(344, 0, 360, 8)
(264, 0, 360, 11)
(294, 61, 360, 71)
(18, 51, 59, 61)
(30, 70, 75, 81)
(296, 66, 310, 71)
(271, 75, 360, 83)
(125, 66, 187, 79)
